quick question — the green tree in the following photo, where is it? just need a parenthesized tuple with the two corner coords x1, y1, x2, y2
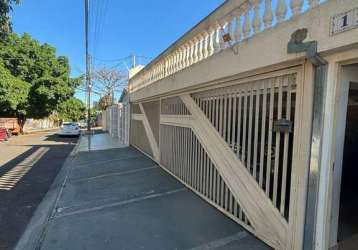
(0, 63, 30, 117)
(0, 33, 82, 119)
(57, 97, 86, 122)
(0, 0, 20, 38)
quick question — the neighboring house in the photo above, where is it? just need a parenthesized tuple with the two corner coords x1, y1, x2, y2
(112, 0, 358, 249)
(102, 88, 130, 146)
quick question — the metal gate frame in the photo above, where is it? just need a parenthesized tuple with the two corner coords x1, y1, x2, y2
(130, 63, 314, 249)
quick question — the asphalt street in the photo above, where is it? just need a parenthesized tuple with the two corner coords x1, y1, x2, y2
(0, 131, 78, 250)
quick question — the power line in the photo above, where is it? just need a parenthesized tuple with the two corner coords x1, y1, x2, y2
(90, 0, 109, 59)
(84, 0, 91, 131)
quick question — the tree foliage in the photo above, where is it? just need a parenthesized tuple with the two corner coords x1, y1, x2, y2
(0, 63, 30, 117)
(0, 33, 81, 119)
(57, 97, 86, 122)
(0, 0, 20, 38)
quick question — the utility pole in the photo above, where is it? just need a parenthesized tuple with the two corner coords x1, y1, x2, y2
(131, 53, 136, 68)
(85, 0, 92, 131)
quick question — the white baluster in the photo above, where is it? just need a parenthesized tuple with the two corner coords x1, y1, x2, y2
(180, 47, 185, 69)
(178, 48, 183, 70)
(234, 8, 243, 42)
(219, 20, 226, 49)
(187, 43, 192, 65)
(172, 52, 176, 74)
(194, 37, 200, 63)
(308, 0, 319, 8)
(178, 50, 182, 70)
(263, 0, 273, 28)
(192, 38, 197, 63)
(213, 23, 221, 53)
(176, 52, 180, 72)
(202, 32, 208, 59)
(166, 57, 170, 75)
(172, 54, 176, 73)
(197, 35, 203, 61)
(183, 44, 188, 68)
(197, 37, 202, 62)
(276, 0, 287, 22)
(165, 58, 169, 76)
(207, 28, 214, 56)
(251, 0, 262, 33)
(169, 56, 173, 74)
(174, 51, 179, 72)
(159, 63, 163, 79)
(165, 58, 169, 77)
(242, 2, 252, 38)
(189, 40, 195, 65)
(291, 0, 303, 16)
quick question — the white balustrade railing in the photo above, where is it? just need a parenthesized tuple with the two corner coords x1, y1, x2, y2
(129, 0, 326, 92)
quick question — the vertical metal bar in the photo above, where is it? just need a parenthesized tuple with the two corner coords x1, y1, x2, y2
(223, 93, 228, 142)
(232, 93, 237, 152)
(266, 80, 275, 197)
(248, 88, 254, 174)
(253, 87, 260, 180)
(242, 87, 248, 165)
(205, 99, 210, 196)
(237, 91, 242, 159)
(259, 81, 267, 188)
(228, 94, 232, 148)
(273, 77, 283, 206)
(280, 76, 292, 215)
(219, 95, 224, 137)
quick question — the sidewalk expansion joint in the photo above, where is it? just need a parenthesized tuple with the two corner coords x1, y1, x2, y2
(73, 155, 147, 168)
(55, 188, 187, 219)
(187, 231, 249, 250)
(69, 165, 159, 183)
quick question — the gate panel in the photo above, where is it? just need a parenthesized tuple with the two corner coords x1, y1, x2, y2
(157, 69, 307, 249)
(191, 74, 297, 219)
(160, 124, 252, 229)
(142, 101, 160, 146)
(130, 119, 153, 157)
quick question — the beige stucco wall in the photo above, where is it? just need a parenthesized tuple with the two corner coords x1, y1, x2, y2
(130, 0, 358, 102)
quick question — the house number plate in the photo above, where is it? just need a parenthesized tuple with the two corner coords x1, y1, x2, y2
(331, 8, 358, 35)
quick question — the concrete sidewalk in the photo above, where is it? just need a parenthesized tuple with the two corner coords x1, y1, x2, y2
(16, 133, 270, 250)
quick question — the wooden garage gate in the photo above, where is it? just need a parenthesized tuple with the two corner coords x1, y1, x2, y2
(130, 67, 311, 250)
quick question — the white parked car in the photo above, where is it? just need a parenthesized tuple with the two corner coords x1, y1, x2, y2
(58, 122, 81, 137)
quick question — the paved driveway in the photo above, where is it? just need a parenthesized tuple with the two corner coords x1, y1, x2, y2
(17, 133, 270, 250)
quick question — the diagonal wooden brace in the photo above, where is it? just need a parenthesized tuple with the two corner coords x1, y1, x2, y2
(180, 94, 288, 249)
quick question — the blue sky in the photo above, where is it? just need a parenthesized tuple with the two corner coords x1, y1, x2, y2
(12, 0, 224, 102)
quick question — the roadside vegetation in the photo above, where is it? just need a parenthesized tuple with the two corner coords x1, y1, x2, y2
(0, 0, 86, 130)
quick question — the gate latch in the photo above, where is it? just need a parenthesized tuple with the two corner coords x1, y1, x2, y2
(273, 119, 293, 133)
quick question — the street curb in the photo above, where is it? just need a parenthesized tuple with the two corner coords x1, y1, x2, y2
(15, 135, 82, 250)
(22, 128, 59, 135)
